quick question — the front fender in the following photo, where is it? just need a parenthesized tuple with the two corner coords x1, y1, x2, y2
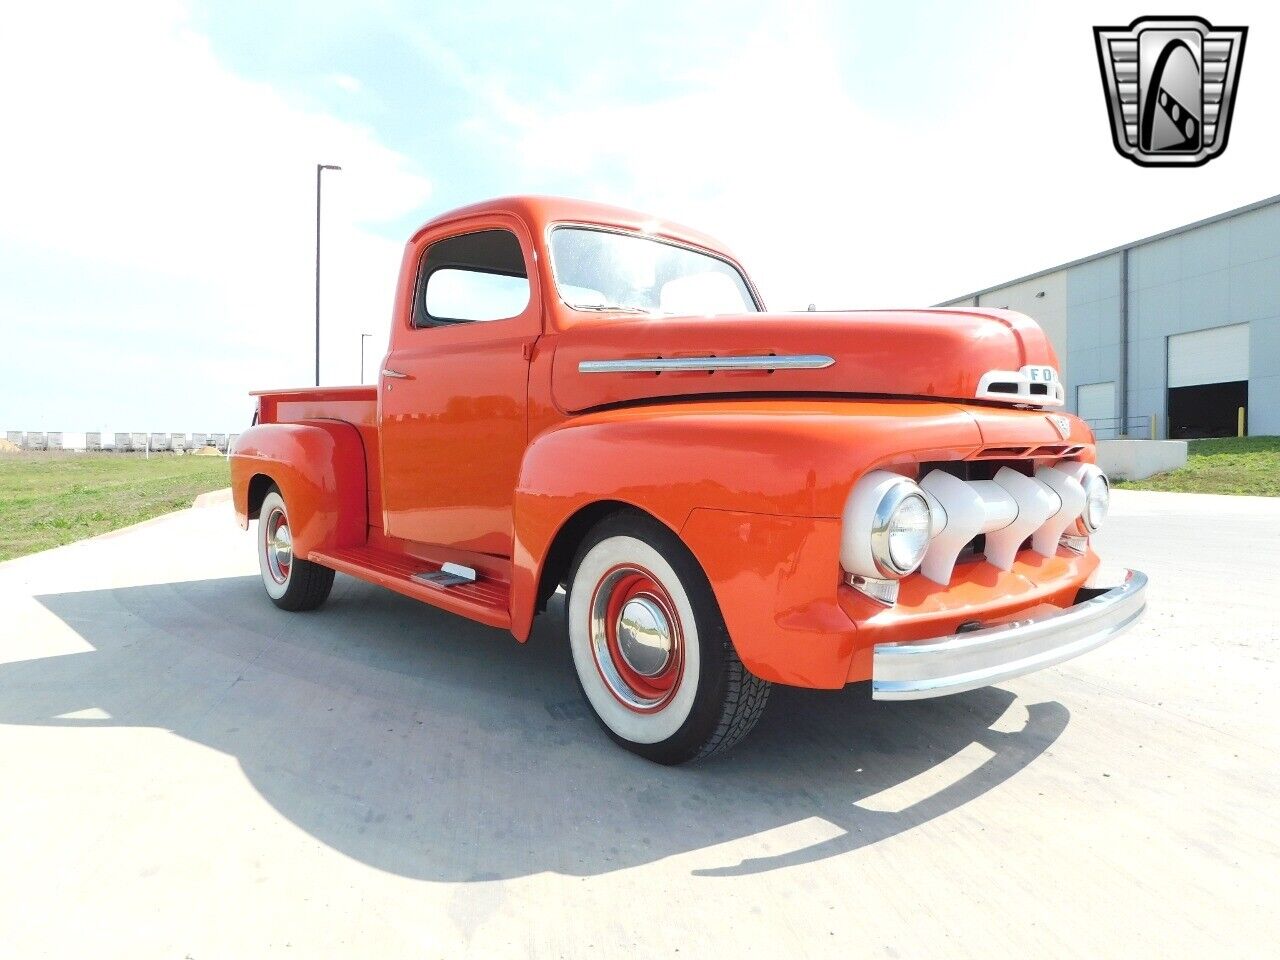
(230, 420, 368, 558)
(509, 400, 983, 645)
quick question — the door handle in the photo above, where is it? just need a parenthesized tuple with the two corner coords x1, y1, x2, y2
(382, 368, 413, 380)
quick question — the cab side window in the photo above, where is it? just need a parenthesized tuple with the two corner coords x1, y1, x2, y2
(415, 229, 530, 326)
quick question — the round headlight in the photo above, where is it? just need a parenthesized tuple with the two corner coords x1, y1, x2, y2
(871, 489, 932, 576)
(1081, 472, 1110, 532)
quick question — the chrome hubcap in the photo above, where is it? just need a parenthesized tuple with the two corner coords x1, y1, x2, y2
(271, 524, 292, 567)
(587, 564, 684, 712)
(616, 597, 673, 677)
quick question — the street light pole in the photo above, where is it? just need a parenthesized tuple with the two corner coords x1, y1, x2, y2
(360, 333, 372, 384)
(315, 163, 342, 386)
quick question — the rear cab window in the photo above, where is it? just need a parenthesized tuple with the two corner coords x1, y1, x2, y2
(414, 229, 531, 326)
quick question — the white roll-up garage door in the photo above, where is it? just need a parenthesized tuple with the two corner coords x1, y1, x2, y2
(1168, 323, 1250, 388)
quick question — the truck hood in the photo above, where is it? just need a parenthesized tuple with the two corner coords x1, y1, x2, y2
(550, 308, 1063, 413)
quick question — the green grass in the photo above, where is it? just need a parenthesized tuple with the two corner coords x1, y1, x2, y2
(0, 451, 230, 561)
(1113, 436, 1280, 497)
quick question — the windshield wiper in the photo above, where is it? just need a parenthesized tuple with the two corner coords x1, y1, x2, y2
(568, 303, 659, 315)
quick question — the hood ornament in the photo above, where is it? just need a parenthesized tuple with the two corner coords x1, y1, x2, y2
(974, 366, 1065, 407)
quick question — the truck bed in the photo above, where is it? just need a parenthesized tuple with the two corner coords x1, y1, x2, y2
(252, 385, 377, 423)
(253, 385, 382, 526)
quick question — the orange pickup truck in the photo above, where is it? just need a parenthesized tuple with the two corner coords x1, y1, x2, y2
(230, 195, 1147, 764)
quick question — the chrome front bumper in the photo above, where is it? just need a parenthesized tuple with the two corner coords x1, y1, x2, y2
(872, 569, 1147, 700)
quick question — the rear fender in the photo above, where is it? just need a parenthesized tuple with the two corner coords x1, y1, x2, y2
(230, 421, 368, 558)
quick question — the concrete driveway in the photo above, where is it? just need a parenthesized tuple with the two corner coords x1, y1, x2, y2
(1, 490, 1276, 958)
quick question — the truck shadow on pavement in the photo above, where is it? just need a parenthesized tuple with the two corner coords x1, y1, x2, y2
(12, 573, 1069, 881)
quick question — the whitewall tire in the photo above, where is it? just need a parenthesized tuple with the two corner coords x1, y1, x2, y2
(566, 511, 771, 764)
(256, 488, 335, 611)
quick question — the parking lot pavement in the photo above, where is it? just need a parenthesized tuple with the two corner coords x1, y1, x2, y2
(1, 490, 1277, 958)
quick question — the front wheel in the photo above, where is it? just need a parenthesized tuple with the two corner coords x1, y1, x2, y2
(257, 488, 334, 611)
(566, 512, 771, 764)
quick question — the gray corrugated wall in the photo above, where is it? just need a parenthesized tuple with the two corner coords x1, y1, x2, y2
(1064, 254, 1124, 427)
(1123, 202, 1280, 436)
(970, 202, 1280, 437)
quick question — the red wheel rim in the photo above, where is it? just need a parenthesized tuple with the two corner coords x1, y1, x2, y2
(588, 563, 684, 713)
(264, 506, 292, 584)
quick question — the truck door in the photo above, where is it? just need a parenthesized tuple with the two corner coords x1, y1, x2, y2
(378, 217, 539, 556)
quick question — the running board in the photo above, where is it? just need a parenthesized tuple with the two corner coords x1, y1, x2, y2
(307, 547, 509, 629)
(413, 563, 477, 589)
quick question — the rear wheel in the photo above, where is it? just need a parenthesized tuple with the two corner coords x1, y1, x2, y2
(566, 511, 771, 764)
(257, 488, 334, 611)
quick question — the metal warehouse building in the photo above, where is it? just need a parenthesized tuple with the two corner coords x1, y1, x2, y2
(939, 193, 1280, 439)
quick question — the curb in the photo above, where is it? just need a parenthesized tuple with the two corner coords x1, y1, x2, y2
(192, 487, 233, 509)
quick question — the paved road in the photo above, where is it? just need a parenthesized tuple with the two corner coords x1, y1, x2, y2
(1, 490, 1276, 958)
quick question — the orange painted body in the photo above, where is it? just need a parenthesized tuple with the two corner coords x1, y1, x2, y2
(231, 196, 1101, 690)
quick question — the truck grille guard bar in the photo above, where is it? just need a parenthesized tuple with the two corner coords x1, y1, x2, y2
(917, 464, 1091, 584)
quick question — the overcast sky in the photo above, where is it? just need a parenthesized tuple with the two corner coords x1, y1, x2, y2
(1, 0, 1276, 432)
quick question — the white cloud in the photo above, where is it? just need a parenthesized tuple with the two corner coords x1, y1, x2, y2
(3, 0, 1276, 435)
(0, 0, 429, 432)
(464, 1, 1280, 311)
(330, 73, 363, 94)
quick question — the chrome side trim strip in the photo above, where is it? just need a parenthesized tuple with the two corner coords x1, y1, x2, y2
(578, 354, 835, 374)
(872, 568, 1147, 700)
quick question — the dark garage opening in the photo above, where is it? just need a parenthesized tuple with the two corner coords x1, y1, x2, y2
(1167, 380, 1247, 439)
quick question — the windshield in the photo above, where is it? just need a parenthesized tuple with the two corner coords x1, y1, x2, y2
(549, 226, 759, 315)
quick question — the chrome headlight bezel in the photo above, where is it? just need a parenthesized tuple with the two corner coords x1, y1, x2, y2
(1069, 467, 1110, 535)
(841, 471, 934, 581)
(1083, 472, 1110, 530)
(871, 487, 932, 577)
